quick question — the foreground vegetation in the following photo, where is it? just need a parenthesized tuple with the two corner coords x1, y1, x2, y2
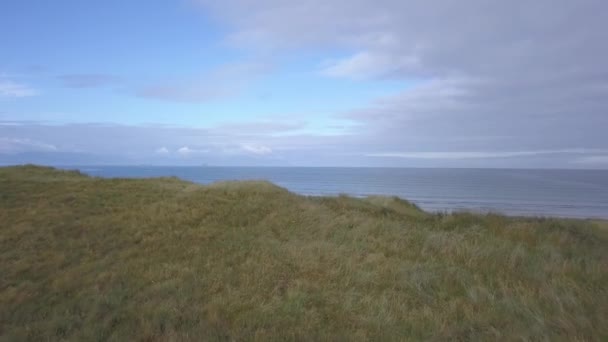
(1, 165, 607, 341)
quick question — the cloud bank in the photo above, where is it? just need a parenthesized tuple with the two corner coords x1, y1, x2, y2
(195, 0, 608, 165)
(1, 1, 606, 168)
(0, 79, 37, 98)
(2, 121, 608, 168)
(58, 74, 122, 88)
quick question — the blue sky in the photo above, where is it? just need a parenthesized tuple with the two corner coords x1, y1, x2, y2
(1, 0, 607, 167)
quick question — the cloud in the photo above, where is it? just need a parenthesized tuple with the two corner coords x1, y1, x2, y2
(177, 146, 210, 156)
(155, 147, 170, 154)
(240, 143, 272, 155)
(367, 149, 608, 160)
(0, 79, 37, 98)
(196, 0, 608, 159)
(2, 120, 606, 167)
(0, 137, 57, 153)
(137, 62, 270, 103)
(58, 74, 121, 88)
(215, 121, 306, 135)
(177, 146, 194, 155)
(322, 51, 419, 79)
(574, 155, 608, 166)
(137, 84, 226, 103)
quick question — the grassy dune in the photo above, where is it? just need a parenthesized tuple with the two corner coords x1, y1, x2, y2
(1, 165, 607, 341)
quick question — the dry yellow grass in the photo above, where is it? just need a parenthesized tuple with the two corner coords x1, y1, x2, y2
(1, 165, 607, 341)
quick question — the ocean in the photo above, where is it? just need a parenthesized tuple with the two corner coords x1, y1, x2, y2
(73, 166, 608, 219)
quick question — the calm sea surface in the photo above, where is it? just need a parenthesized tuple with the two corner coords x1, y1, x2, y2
(73, 166, 608, 219)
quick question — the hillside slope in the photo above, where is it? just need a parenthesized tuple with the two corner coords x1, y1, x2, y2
(1, 165, 607, 340)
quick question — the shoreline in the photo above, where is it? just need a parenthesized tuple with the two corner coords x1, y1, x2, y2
(6, 164, 608, 220)
(66, 164, 608, 221)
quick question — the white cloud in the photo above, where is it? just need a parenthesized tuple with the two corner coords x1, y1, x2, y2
(0, 137, 57, 153)
(322, 51, 419, 79)
(347, 77, 476, 121)
(366, 149, 608, 160)
(155, 147, 170, 154)
(241, 143, 272, 155)
(177, 146, 210, 156)
(3, 121, 607, 167)
(0, 80, 37, 98)
(574, 155, 608, 166)
(177, 146, 193, 155)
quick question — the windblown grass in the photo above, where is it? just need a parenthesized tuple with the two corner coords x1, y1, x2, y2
(1, 165, 607, 341)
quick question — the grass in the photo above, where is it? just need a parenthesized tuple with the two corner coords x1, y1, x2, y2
(1, 165, 607, 341)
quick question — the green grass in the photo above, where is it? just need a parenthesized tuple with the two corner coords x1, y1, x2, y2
(1, 165, 607, 341)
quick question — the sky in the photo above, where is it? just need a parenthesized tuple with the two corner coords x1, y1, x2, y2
(1, 0, 607, 168)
